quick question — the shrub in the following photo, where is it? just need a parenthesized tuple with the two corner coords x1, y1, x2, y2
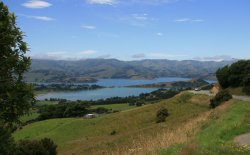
(243, 74, 250, 95)
(210, 90, 232, 108)
(16, 138, 57, 155)
(156, 107, 169, 123)
(94, 107, 109, 114)
(135, 101, 144, 107)
(110, 130, 117, 135)
(0, 126, 16, 155)
(40, 138, 57, 155)
(16, 140, 48, 155)
(216, 60, 250, 89)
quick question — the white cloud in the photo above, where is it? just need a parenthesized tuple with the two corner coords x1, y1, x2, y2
(132, 13, 148, 20)
(132, 53, 146, 59)
(192, 55, 235, 62)
(175, 18, 190, 22)
(30, 50, 98, 60)
(81, 25, 96, 30)
(18, 14, 54, 21)
(191, 19, 204, 22)
(22, 0, 52, 9)
(157, 32, 163, 36)
(80, 50, 97, 55)
(97, 54, 112, 59)
(86, 0, 117, 5)
(149, 53, 187, 59)
(121, 0, 179, 5)
(86, 0, 180, 5)
(122, 13, 157, 26)
(175, 18, 204, 23)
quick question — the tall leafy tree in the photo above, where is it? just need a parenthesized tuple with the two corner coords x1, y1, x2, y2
(0, 2, 35, 126)
(243, 74, 250, 95)
(0, 2, 35, 153)
(216, 66, 230, 88)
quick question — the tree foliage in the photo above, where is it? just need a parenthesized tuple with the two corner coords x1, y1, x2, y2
(16, 138, 57, 155)
(216, 66, 230, 88)
(0, 1, 35, 126)
(216, 60, 250, 95)
(210, 90, 232, 109)
(243, 74, 250, 95)
(0, 125, 16, 155)
(156, 107, 169, 123)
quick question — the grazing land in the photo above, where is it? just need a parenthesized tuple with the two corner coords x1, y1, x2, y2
(14, 92, 250, 155)
(90, 104, 135, 112)
(14, 93, 209, 154)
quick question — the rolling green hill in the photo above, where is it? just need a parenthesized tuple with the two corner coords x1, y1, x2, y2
(14, 93, 250, 155)
(25, 59, 235, 82)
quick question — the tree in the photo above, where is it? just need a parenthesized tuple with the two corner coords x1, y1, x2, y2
(243, 74, 250, 95)
(216, 66, 230, 89)
(156, 107, 169, 123)
(40, 138, 57, 155)
(0, 1, 35, 126)
(16, 138, 57, 155)
(0, 124, 16, 155)
(210, 90, 232, 108)
(0, 2, 35, 153)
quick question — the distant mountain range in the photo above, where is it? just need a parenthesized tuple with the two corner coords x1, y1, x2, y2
(25, 59, 236, 82)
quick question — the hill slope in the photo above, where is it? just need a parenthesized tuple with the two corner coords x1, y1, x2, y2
(14, 93, 250, 155)
(25, 59, 234, 82)
(14, 93, 211, 154)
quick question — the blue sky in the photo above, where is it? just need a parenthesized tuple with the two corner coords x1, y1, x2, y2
(2, 0, 250, 61)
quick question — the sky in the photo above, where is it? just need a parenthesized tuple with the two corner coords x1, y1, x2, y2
(2, 0, 250, 61)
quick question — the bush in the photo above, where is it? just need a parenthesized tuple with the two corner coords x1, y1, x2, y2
(243, 74, 250, 95)
(110, 130, 117, 135)
(94, 107, 109, 114)
(16, 138, 57, 155)
(135, 101, 144, 107)
(156, 108, 169, 123)
(0, 126, 16, 155)
(40, 138, 57, 155)
(210, 90, 232, 108)
(216, 60, 250, 89)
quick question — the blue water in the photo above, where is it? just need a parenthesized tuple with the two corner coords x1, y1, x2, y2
(94, 77, 191, 87)
(36, 87, 158, 101)
(36, 77, 193, 101)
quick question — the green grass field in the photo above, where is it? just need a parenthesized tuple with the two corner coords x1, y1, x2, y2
(91, 103, 135, 111)
(14, 93, 211, 154)
(194, 100, 250, 155)
(20, 109, 39, 123)
(36, 100, 59, 105)
(14, 93, 250, 155)
(160, 100, 250, 155)
(227, 87, 247, 96)
(20, 101, 58, 123)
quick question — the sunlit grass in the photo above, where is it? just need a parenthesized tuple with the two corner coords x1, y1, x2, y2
(14, 93, 211, 154)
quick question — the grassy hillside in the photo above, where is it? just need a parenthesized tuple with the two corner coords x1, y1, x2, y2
(91, 104, 135, 111)
(169, 100, 250, 155)
(14, 93, 250, 155)
(227, 87, 247, 96)
(14, 93, 211, 154)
